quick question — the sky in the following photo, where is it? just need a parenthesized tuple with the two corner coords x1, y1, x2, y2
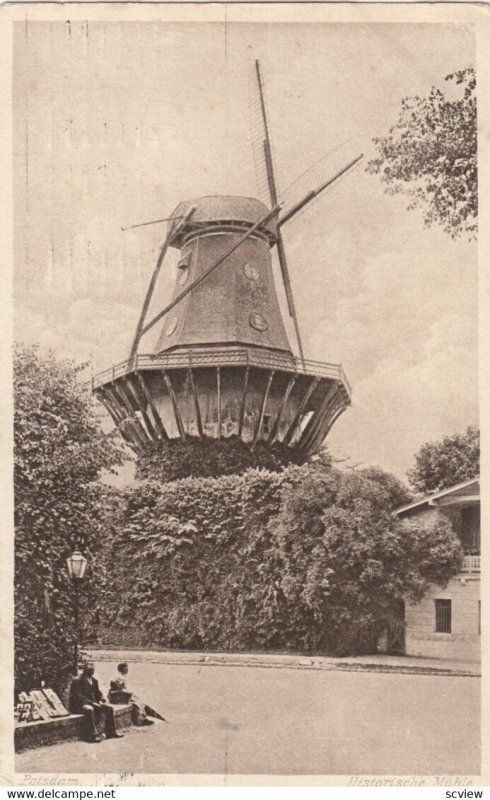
(13, 20, 478, 482)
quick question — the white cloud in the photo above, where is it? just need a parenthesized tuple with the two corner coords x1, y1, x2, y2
(329, 309, 478, 479)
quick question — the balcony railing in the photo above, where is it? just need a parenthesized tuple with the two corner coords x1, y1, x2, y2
(462, 555, 480, 573)
(92, 347, 352, 396)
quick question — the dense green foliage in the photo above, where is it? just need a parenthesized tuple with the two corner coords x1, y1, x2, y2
(94, 463, 461, 656)
(136, 435, 309, 482)
(14, 345, 467, 682)
(14, 345, 124, 696)
(367, 67, 477, 239)
(407, 426, 479, 494)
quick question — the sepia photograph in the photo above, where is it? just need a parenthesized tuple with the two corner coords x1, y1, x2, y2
(2, 2, 485, 785)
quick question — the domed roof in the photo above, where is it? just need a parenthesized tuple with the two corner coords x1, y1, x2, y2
(168, 195, 278, 247)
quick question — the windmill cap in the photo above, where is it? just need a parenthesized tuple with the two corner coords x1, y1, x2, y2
(168, 195, 279, 247)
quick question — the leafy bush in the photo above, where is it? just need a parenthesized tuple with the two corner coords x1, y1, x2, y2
(94, 463, 461, 656)
(135, 435, 309, 482)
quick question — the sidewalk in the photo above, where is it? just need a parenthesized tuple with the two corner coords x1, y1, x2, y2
(89, 647, 480, 676)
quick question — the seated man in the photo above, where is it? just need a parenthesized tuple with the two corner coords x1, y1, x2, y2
(108, 662, 153, 726)
(70, 662, 124, 743)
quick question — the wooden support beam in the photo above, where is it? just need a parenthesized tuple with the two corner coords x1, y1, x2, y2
(298, 383, 339, 452)
(162, 371, 186, 439)
(128, 207, 195, 359)
(306, 403, 346, 457)
(216, 368, 222, 439)
(300, 402, 335, 454)
(269, 374, 297, 444)
(129, 235, 171, 360)
(95, 392, 118, 427)
(135, 372, 169, 441)
(305, 393, 347, 457)
(188, 368, 203, 439)
(319, 398, 346, 450)
(110, 380, 136, 417)
(95, 388, 133, 448)
(124, 375, 158, 442)
(99, 386, 139, 449)
(282, 377, 320, 445)
(96, 387, 123, 424)
(252, 370, 275, 449)
(238, 367, 250, 440)
(102, 387, 141, 451)
(122, 419, 144, 453)
(111, 381, 150, 447)
(99, 386, 125, 423)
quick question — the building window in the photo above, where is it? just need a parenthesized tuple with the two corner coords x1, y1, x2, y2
(177, 255, 190, 286)
(435, 599, 452, 633)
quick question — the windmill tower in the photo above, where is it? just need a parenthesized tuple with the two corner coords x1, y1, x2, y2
(93, 62, 361, 458)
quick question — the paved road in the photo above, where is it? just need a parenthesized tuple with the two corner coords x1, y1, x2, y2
(16, 659, 480, 776)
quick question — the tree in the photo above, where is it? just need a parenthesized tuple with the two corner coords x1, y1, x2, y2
(407, 425, 479, 494)
(93, 462, 461, 656)
(356, 465, 412, 509)
(269, 465, 460, 654)
(14, 345, 124, 696)
(367, 67, 476, 239)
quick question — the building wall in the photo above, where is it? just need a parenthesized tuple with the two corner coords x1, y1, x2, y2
(155, 229, 293, 355)
(405, 574, 480, 661)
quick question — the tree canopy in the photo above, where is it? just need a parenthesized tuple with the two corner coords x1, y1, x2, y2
(93, 462, 461, 656)
(407, 425, 479, 494)
(367, 67, 477, 239)
(14, 345, 124, 695)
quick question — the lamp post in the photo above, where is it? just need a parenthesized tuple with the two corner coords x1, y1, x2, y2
(66, 548, 88, 676)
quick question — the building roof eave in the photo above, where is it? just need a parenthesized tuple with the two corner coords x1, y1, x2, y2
(395, 476, 480, 516)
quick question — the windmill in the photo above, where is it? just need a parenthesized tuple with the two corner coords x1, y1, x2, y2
(92, 61, 362, 458)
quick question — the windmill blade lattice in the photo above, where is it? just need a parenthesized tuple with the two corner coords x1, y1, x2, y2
(279, 135, 364, 225)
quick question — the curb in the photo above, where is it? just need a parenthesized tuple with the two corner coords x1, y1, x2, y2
(90, 652, 480, 678)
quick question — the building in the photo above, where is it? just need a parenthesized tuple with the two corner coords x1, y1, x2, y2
(395, 477, 480, 661)
(93, 195, 351, 456)
(93, 62, 358, 460)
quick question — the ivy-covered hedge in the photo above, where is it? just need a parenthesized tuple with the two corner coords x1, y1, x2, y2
(14, 344, 465, 689)
(92, 462, 462, 656)
(135, 435, 309, 482)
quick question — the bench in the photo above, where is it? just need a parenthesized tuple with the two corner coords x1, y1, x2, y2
(15, 704, 132, 752)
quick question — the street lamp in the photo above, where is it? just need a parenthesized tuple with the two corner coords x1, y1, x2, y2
(66, 548, 88, 676)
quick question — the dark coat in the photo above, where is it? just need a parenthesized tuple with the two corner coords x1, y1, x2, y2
(69, 674, 105, 713)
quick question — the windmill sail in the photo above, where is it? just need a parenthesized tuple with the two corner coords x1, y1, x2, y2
(94, 60, 356, 460)
(250, 60, 306, 366)
(279, 139, 364, 226)
(249, 61, 363, 368)
(248, 66, 275, 205)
